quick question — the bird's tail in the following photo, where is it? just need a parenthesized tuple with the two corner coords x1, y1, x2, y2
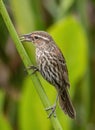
(59, 88, 76, 119)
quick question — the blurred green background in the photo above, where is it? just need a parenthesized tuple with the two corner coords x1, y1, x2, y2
(0, 0, 95, 130)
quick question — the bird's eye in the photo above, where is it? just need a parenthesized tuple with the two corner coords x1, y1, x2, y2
(34, 36, 39, 39)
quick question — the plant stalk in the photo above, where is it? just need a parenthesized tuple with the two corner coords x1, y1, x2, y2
(0, 0, 62, 129)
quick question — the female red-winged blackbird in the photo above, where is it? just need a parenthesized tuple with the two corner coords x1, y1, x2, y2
(20, 31, 76, 119)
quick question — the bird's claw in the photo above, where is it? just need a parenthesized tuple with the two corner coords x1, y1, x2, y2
(45, 104, 56, 118)
(24, 65, 39, 74)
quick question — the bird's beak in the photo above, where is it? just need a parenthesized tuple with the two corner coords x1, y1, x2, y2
(20, 33, 32, 42)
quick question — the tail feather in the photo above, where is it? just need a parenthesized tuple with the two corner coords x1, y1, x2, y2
(59, 89, 76, 119)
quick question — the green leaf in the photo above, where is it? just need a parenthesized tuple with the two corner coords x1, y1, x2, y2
(48, 16, 88, 93)
(60, 0, 75, 13)
(58, 0, 75, 18)
(10, 0, 35, 33)
(0, 114, 12, 130)
(19, 77, 51, 130)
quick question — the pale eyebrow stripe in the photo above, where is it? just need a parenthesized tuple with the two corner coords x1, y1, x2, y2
(35, 34, 49, 41)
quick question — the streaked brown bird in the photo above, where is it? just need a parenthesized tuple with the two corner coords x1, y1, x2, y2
(20, 31, 76, 119)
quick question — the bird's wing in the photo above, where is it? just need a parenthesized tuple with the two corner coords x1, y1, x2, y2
(57, 54, 70, 88)
(50, 46, 70, 88)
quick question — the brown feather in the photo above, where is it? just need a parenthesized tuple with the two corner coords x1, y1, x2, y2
(59, 88, 76, 119)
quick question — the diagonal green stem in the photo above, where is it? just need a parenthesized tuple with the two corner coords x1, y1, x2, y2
(0, 0, 62, 129)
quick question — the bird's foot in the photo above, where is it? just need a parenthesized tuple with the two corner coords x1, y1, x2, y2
(45, 104, 57, 118)
(24, 65, 39, 74)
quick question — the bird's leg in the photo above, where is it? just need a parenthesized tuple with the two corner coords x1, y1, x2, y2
(25, 65, 39, 74)
(45, 94, 59, 118)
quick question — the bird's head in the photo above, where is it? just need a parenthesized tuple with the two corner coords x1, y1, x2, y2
(20, 31, 53, 48)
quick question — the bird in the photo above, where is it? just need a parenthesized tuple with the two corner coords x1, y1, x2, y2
(20, 31, 76, 119)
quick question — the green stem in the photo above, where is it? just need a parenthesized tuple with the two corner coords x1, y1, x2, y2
(0, 0, 62, 129)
